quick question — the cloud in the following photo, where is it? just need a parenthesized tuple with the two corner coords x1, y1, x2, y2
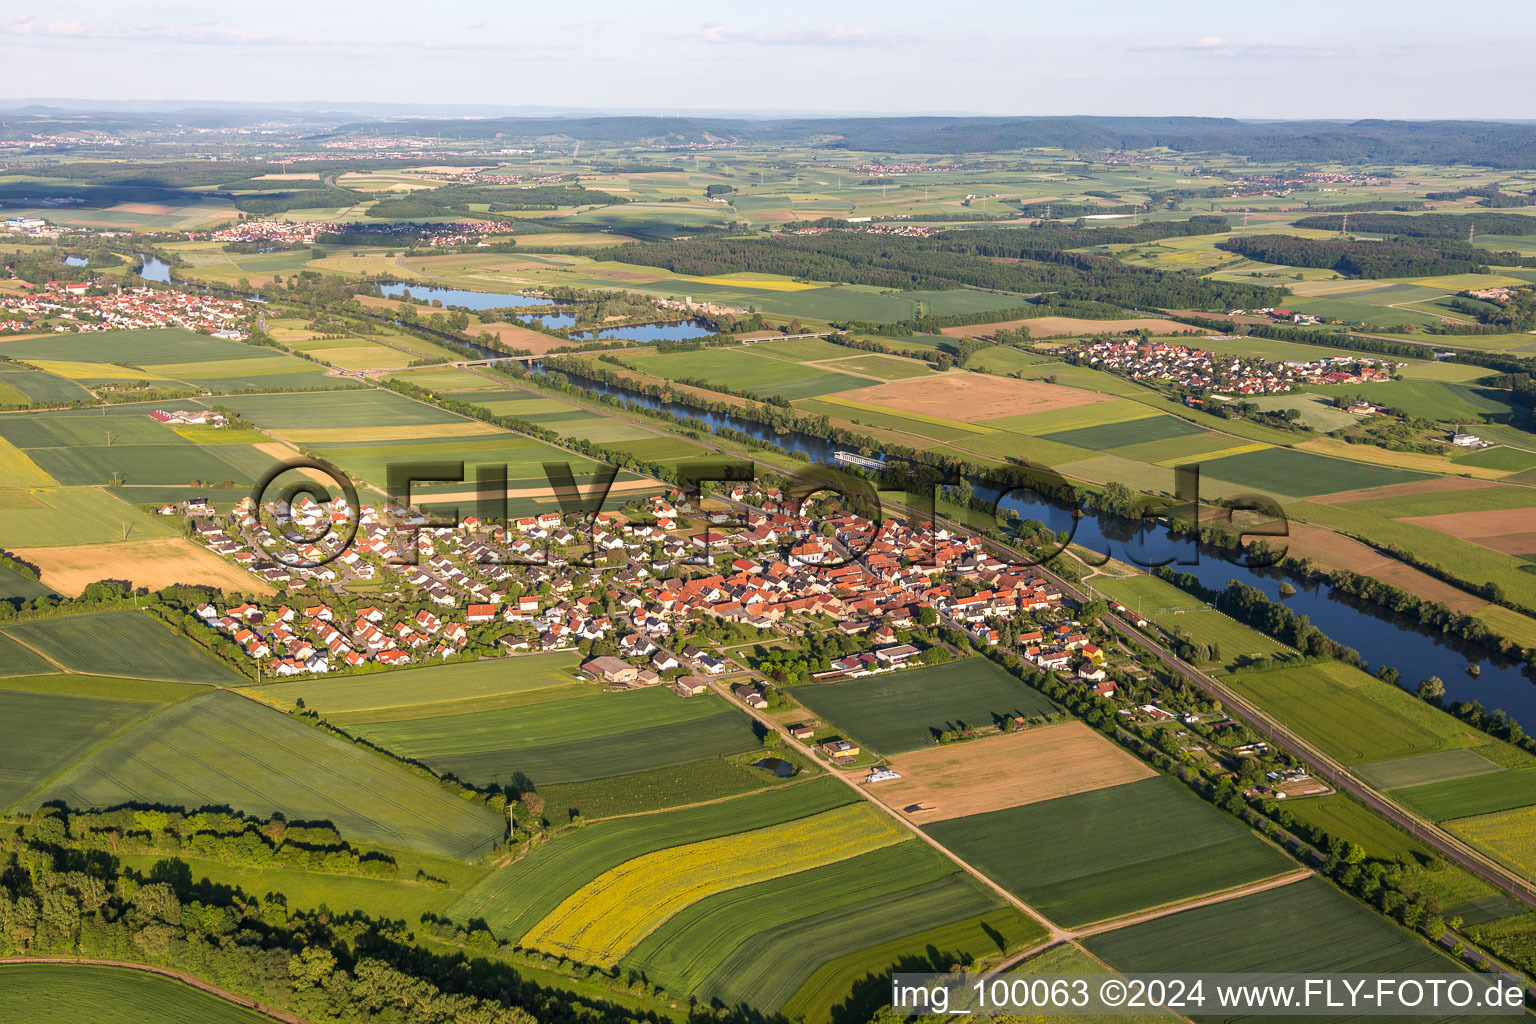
(1130, 36, 1348, 59)
(689, 24, 914, 47)
(2, 15, 282, 45)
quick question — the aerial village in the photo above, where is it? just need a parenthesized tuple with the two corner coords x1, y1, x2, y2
(1078, 336, 1396, 397)
(176, 483, 1128, 687)
(0, 281, 250, 336)
(178, 480, 1317, 791)
(207, 218, 517, 247)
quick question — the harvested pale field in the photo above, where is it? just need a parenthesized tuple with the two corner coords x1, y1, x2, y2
(252, 442, 336, 485)
(522, 232, 637, 246)
(107, 203, 179, 215)
(940, 317, 1200, 340)
(1404, 508, 1536, 554)
(1311, 476, 1499, 506)
(468, 322, 575, 354)
(870, 721, 1155, 825)
(423, 478, 659, 505)
(1289, 279, 1394, 297)
(273, 421, 505, 443)
(14, 537, 274, 596)
(838, 374, 1113, 423)
(1280, 522, 1487, 612)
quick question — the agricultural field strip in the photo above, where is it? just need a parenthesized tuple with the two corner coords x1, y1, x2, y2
(522, 803, 909, 966)
(924, 776, 1297, 928)
(616, 839, 959, 994)
(448, 777, 858, 938)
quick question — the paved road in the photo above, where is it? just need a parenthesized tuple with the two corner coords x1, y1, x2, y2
(706, 678, 1072, 943)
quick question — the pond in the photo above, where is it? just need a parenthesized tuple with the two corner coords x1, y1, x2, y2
(379, 283, 557, 309)
(568, 319, 718, 343)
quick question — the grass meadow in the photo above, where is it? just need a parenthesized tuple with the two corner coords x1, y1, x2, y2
(1222, 660, 1485, 765)
(789, 658, 1057, 754)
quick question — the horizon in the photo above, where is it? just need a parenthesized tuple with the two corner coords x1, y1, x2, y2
(1, 0, 1532, 119)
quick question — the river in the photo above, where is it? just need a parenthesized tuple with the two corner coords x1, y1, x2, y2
(527, 361, 1536, 723)
(130, 260, 1536, 722)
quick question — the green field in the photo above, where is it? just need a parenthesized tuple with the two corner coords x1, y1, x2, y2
(1198, 446, 1429, 497)
(789, 658, 1057, 754)
(618, 840, 961, 995)
(778, 909, 1043, 1023)
(1352, 748, 1506, 790)
(246, 651, 585, 714)
(535, 755, 784, 822)
(0, 965, 271, 1024)
(626, 348, 873, 399)
(0, 327, 340, 393)
(450, 777, 856, 939)
(0, 367, 93, 403)
(1089, 573, 1292, 667)
(0, 405, 274, 488)
(218, 387, 465, 429)
(1085, 877, 1464, 976)
(30, 690, 506, 859)
(1339, 484, 1536, 518)
(0, 611, 244, 682)
(1279, 794, 1426, 862)
(1393, 769, 1536, 821)
(1312, 378, 1515, 423)
(1223, 660, 1484, 765)
(345, 687, 763, 787)
(926, 775, 1294, 927)
(698, 877, 1018, 1016)
(0, 683, 165, 808)
(1453, 446, 1536, 472)
(0, 485, 182, 549)
(1040, 414, 1208, 451)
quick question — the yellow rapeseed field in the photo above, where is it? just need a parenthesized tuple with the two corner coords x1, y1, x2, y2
(524, 803, 908, 967)
(27, 359, 161, 381)
(0, 438, 58, 488)
(1450, 807, 1536, 879)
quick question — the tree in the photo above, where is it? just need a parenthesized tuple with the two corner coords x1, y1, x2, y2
(1416, 676, 1445, 703)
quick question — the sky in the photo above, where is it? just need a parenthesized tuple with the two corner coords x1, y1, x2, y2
(1, 0, 1532, 119)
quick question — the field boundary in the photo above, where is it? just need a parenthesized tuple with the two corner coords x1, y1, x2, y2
(0, 958, 312, 1024)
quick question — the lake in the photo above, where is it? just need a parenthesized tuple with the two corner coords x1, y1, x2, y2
(379, 283, 557, 309)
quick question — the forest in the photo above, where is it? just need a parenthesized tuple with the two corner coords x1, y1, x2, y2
(1293, 212, 1536, 238)
(1216, 234, 1532, 278)
(587, 226, 1285, 311)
